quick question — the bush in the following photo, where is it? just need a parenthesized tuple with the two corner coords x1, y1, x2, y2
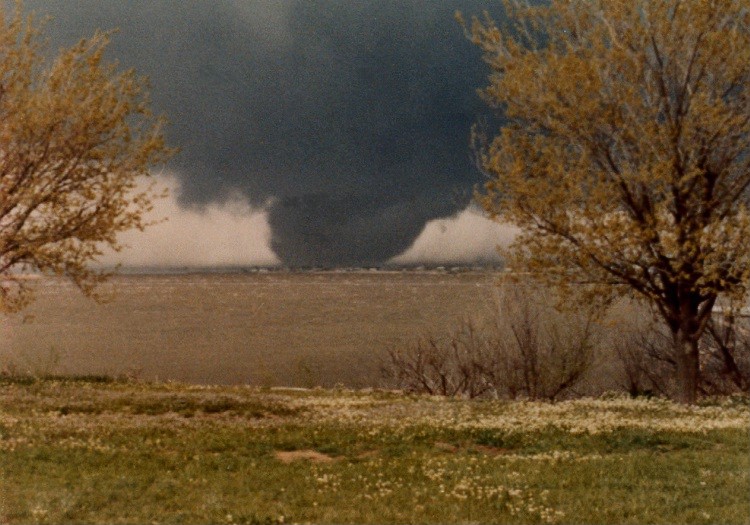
(701, 308, 750, 395)
(381, 319, 500, 399)
(610, 301, 750, 398)
(382, 283, 598, 401)
(610, 310, 676, 398)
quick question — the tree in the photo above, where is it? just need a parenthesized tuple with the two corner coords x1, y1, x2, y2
(462, 0, 750, 403)
(0, 6, 171, 312)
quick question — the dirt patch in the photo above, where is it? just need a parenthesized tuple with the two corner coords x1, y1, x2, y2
(471, 444, 510, 456)
(434, 442, 459, 453)
(274, 449, 335, 463)
(433, 442, 510, 456)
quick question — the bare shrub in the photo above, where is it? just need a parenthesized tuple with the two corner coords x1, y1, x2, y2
(700, 308, 750, 395)
(381, 282, 598, 401)
(382, 281, 750, 401)
(491, 284, 598, 401)
(381, 319, 499, 399)
(609, 301, 750, 398)
(608, 308, 676, 398)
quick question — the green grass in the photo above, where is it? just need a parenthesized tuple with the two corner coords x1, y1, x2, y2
(1, 378, 748, 524)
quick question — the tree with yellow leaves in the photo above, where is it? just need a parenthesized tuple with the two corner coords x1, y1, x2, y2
(463, 0, 750, 403)
(0, 6, 171, 312)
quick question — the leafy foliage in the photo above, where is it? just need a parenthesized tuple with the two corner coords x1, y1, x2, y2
(463, 0, 750, 402)
(0, 6, 172, 311)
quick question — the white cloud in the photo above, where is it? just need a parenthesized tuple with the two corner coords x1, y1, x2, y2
(98, 175, 280, 267)
(389, 205, 517, 265)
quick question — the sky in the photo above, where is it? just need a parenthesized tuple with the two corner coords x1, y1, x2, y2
(24, 0, 511, 267)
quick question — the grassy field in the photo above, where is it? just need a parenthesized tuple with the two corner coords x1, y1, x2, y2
(1, 377, 748, 524)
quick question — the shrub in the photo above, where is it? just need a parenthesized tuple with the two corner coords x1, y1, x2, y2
(382, 282, 598, 401)
(610, 302, 750, 398)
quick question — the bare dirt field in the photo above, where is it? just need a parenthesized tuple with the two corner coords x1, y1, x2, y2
(0, 271, 502, 387)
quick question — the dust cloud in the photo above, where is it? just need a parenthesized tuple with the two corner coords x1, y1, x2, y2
(98, 175, 280, 268)
(99, 176, 516, 269)
(389, 205, 517, 265)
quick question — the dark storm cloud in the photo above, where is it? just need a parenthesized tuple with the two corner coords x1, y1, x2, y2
(268, 192, 459, 267)
(24, 0, 502, 266)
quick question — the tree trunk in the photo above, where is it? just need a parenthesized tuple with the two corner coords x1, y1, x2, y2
(674, 328, 700, 404)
